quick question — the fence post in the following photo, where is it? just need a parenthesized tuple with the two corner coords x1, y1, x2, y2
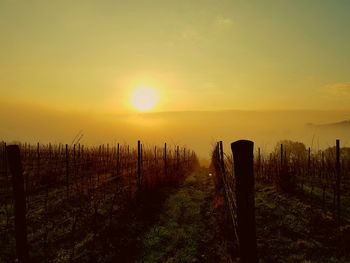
(176, 146, 180, 170)
(183, 147, 186, 165)
(6, 145, 29, 263)
(137, 140, 141, 191)
(66, 144, 69, 198)
(257, 147, 261, 180)
(37, 143, 40, 179)
(280, 144, 283, 169)
(116, 143, 120, 177)
(164, 143, 167, 177)
(219, 141, 225, 174)
(231, 140, 257, 263)
(308, 147, 311, 184)
(154, 146, 157, 162)
(336, 139, 341, 222)
(4, 142, 8, 190)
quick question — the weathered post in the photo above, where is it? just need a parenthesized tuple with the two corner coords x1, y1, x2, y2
(216, 141, 225, 190)
(116, 143, 120, 177)
(321, 151, 326, 208)
(37, 142, 40, 179)
(219, 141, 225, 174)
(280, 144, 283, 169)
(257, 147, 261, 179)
(73, 144, 76, 179)
(137, 140, 141, 190)
(140, 143, 143, 183)
(3, 143, 8, 186)
(216, 142, 220, 162)
(154, 146, 157, 162)
(183, 147, 186, 165)
(336, 139, 341, 222)
(279, 144, 285, 191)
(308, 147, 311, 186)
(231, 140, 257, 263)
(65, 144, 69, 198)
(127, 145, 130, 178)
(49, 143, 52, 160)
(6, 145, 29, 263)
(164, 143, 167, 177)
(176, 145, 180, 170)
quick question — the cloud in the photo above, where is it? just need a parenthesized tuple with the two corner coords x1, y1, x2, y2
(180, 27, 201, 41)
(176, 16, 234, 43)
(325, 82, 350, 97)
(215, 16, 235, 29)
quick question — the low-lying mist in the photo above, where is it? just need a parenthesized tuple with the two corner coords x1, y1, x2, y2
(1, 101, 349, 159)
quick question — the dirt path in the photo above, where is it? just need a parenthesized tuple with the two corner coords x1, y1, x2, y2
(137, 168, 229, 263)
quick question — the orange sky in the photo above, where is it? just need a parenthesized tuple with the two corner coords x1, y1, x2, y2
(1, 1, 350, 157)
(1, 0, 350, 114)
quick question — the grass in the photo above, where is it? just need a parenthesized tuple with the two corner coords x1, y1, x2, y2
(138, 169, 229, 263)
(300, 184, 350, 220)
(3, 165, 349, 262)
(255, 183, 350, 262)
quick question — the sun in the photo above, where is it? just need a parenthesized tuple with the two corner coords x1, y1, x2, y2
(131, 86, 159, 112)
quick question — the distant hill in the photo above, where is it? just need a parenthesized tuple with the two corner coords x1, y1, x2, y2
(307, 119, 350, 128)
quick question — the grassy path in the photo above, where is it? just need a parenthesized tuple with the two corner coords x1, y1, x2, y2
(137, 168, 229, 263)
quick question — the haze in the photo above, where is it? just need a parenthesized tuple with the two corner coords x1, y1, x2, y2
(1, 0, 350, 158)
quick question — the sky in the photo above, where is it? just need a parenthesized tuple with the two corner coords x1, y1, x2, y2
(1, 1, 350, 157)
(1, 0, 350, 113)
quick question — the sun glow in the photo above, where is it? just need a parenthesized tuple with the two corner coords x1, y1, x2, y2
(131, 86, 159, 112)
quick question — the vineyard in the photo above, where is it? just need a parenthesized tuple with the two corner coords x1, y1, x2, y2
(2, 138, 350, 262)
(255, 140, 350, 221)
(0, 141, 198, 263)
(211, 139, 350, 262)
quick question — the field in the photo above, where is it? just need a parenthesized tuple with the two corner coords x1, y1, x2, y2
(1, 139, 350, 262)
(255, 183, 350, 262)
(210, 140, 350, 262)
(0, 141, 198, 262)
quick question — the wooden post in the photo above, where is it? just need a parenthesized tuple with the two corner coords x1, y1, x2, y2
(231, 140, 257, 263)
(6, 145, 29, 263)
(4, 142, 8, 189)
(257, 147, 261, 179)
(49, 143, 52, 160)
(216, 142, 220, 162)
(65, 144, 69, 198)
(137, 140, 141, 190)
(321, 151, 326, 208)
(280, 144, 283, 169)
(116, 143, 120, 177)
(336, 139, 341, 222)
(308, 147, 311, 178)
(36, 143, 40, 192)
(176, 146, 179, 169)
(219, 141, 225, 174)
(279, 144, 284, 190)
(154, 146, 157, 162)
(73, 144, 76, 180)
(140, 143, 143, 183)
(183, 147, 186, 164)
(37, 142, 40, 177)
(127, 145, 130, 177)
(164, 143, 167, 177)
